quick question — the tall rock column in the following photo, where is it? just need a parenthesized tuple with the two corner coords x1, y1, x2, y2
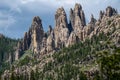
(47, 31, 55, 52)
(30, 16, 44, 53)
(69, 3, 86, 40)
(54, 7, 70, 49)
(15, 41, 23, 60)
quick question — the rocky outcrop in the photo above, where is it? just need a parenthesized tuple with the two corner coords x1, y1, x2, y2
(40, 37, 47, 55)
(99, 10, 104, 20)
(2, 3, 120, 80)
(15, 4, 119, 61)
(70, 3, 86, 29)
(47, 31, 55, 52)
(105, 6, 117, 17)
(48, 25, 53, 35)
(82, 14, 96, 40)
(90, 14, 96, 25)
(15, 41, 23, 60)
(54, 7, 70, 49)
(22, 32, 29, 50)
(66, 32, 79, 47)
(69, 3, 86, 40)
(15, 4, 87, 59)
(30, 16, 44, 53)
(15, 16, 44, 59)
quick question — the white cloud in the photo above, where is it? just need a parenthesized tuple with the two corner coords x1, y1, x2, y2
(1, 0, 119, 15)
(0, 12, 16, 29)
(21, 0, 37, 4)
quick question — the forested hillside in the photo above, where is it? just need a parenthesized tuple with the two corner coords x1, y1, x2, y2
(0, 34, 18, 75)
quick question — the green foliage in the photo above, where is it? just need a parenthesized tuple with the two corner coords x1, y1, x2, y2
(16, 50, 37, 66)
(0, 36, 18, 76)
(98, 48, 120, 80)
(107, 20, 112, 25)
(0, 36, 17, 62)
(18, 55, 30, 66)
(30, 70, 36, 80)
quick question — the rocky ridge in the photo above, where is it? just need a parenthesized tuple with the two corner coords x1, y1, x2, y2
(15, 4, 119, 60)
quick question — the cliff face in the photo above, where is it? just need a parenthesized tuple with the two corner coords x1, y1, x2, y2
(15, 3, 119, 60)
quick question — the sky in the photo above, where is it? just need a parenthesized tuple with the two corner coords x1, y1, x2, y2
(0, 0, 120, 39)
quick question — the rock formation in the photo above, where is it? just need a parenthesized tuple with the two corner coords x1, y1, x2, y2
(69, 3, 86, 40)
(70, 3, 86, 29)
(105, 6, 117, 17)
(90, 14, 96, 25)
(15, 3, 119, 61)
(99, 10, 104, 20)
(47, 31, 55, 52)
(2, 3, 120, 80)
(30, 16, 44, 53)
(54, 7, 70, 49)
(66, 32, 79, 47)
(48, 25, 53, 35)
(15, 41, 23, 60)
(15, 16, 44, 59)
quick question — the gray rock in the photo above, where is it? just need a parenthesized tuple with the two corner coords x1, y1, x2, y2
(54, 7, 70, 49)
(105, 6, 117, 17)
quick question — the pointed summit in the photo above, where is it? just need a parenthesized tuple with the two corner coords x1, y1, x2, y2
(74, 3, 82, 15)
(54, 7, 70, 49)
(69, 3, 86, 30)
(105, 6, 117, 17)
(32, 16, 42, 25)
(55, 7, 68, 28)
(30, 16, 44, 53)
(48, 25, 52, 34)
(90, 14, 96, 24)
(32, 16, 43, 31)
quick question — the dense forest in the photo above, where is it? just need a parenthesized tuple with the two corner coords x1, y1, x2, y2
(0, 35, 18, 75)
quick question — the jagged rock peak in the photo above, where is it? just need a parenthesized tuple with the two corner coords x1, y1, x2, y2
(30, 16, 44, 53)
(31, 16, 44, 35)
(48, 25, 53, 33)
(55, 7, 68, 28)
(56, 7, 66, 15)
(99, 10, 104, 20)
(15, 41, 23, 60)
(80, 10, 86, 26)
(74, 3, 82, 17)
(23, 32, 28, 50)
(31, 16, 44, 32)
(90, 14, 96, 24)
(70, 3, 86, 28)
(54, 7, 70, 49)
(66, 32, 79, 47)
(105, 6, 117, 17)
(74, 3, 82, 12)
(32, 16, 42, 24)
